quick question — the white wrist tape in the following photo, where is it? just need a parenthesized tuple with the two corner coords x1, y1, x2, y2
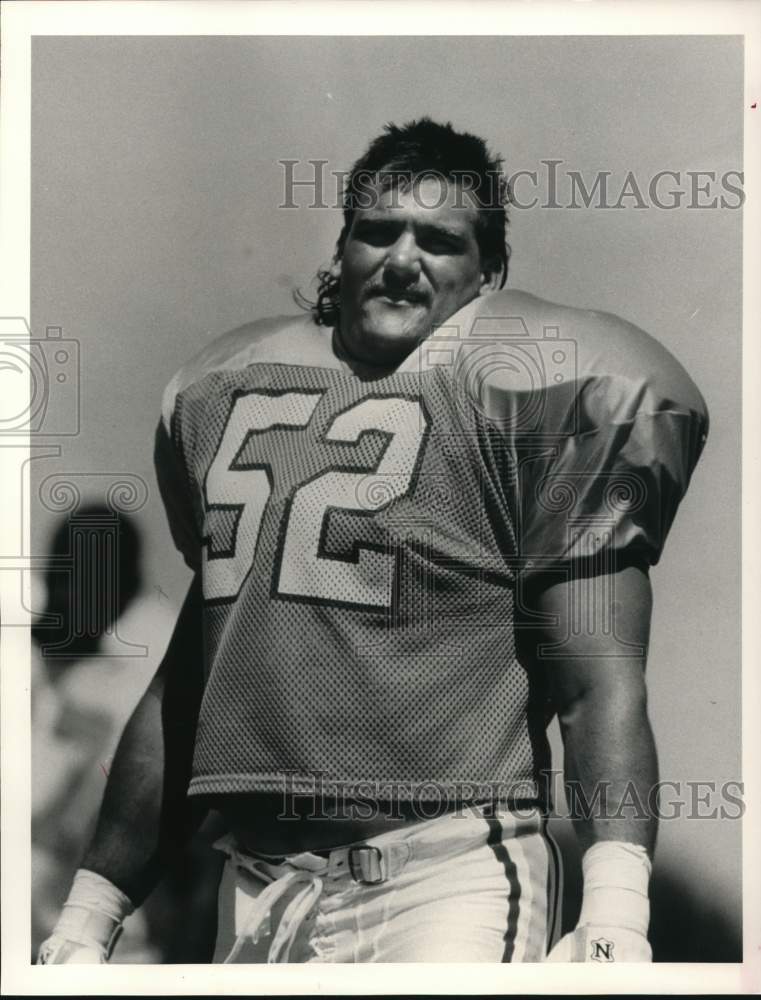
(578, 841, 651, 937)
(53, 869, 135, 956)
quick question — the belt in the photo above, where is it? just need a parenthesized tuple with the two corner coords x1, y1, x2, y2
(215, 834, 412, 963)
(242, 842, 410, 884)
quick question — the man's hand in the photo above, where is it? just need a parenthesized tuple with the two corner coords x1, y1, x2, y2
(37, 869, 134, 964)
(544, 840, 652, 963)
(38, 939, 109, 965)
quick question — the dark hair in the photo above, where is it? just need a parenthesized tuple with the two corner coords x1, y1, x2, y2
(299, 118, 511, 327)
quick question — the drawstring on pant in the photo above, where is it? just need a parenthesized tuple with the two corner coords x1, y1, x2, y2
(223, 867, 324, 964)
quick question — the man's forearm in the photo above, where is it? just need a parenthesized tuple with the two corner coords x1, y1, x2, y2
(559, 684, 658, 856)
(81, 684, 191, 905)
(82, 577, 206, 907)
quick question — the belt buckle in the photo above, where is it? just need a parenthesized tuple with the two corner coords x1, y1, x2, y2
(348, 844, 386, 885)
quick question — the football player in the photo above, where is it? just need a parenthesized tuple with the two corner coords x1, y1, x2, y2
(38, 118, 708, 964)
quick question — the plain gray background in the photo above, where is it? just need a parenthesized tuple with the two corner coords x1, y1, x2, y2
(30, 35, 741, 958)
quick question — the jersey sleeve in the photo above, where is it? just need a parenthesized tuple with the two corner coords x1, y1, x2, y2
(514, 383, 709, 583)
(466, 307, 711, 585)
(154, 399, 201, 573)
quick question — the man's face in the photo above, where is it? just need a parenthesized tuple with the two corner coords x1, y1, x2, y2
(337, 177, 493, 366)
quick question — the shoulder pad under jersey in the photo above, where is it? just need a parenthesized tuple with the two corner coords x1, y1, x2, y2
(159, 313, 326, 434)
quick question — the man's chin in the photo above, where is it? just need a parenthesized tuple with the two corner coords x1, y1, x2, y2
(361, 302, 432, 342)
(359, 322, 430, 361)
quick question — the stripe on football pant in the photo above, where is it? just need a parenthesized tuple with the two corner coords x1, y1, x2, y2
(542, 822, 564, 955)
(485, 816, 521, 961)
(485, 816, 563, 962)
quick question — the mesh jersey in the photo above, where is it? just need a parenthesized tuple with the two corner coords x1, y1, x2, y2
(155, 290, 709, 804)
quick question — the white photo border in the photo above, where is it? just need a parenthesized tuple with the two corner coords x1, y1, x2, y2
(1, 1, 759, 994)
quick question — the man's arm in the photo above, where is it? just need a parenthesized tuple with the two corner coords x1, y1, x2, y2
(38, 576, 206, 962)
(537, 565, 657, 854)
(525, 564, 657, 961)
(83, 574, 206, 903)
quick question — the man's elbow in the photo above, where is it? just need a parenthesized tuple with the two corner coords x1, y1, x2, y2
(554, 667, 650, 730)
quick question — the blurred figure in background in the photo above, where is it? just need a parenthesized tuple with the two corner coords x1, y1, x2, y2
(31, 504, 158, 961)
(31, 503, 221, 962)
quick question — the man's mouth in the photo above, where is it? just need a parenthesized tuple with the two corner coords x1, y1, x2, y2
(370, 289, 428, 306)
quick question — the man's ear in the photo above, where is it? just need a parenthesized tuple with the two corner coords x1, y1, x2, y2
(479, 260, 502, 295)
(328, 244, 344, 280)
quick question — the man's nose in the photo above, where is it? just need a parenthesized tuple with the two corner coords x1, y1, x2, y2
(384, 233, 421, 283)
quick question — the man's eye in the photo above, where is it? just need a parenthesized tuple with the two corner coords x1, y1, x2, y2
(354, 223, 396, 246)
(420, 235, 458, 254)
